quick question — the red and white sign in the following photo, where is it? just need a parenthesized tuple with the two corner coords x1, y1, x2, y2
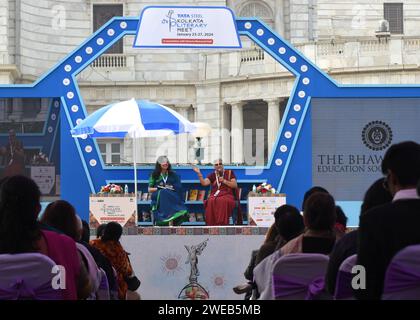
(89, 195, 137, 228)
(248, 194, 286, 227)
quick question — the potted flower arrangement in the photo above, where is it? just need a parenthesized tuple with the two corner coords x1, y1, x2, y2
(100, 183, 123, 195)
(255, 182, 276, 195)
(31, 152, 50, 165)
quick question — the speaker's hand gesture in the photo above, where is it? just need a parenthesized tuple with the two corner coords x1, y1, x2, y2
(192, 165, 201, 175)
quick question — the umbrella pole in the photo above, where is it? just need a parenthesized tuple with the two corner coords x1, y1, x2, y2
(133, 132, 138, 224)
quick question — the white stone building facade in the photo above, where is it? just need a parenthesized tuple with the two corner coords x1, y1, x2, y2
(1, 0, 420, 165)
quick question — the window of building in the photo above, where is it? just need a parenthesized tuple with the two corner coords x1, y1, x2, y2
(22, 98, 42, 119)
(239, 1, 274, 27)
(384, 3, 404, 34)
(98, 140, 123, 164)
(0, 98, 12, 120)
(93, 4, 123, 53)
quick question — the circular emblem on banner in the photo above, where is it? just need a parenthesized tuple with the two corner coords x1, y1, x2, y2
(362, 121, 393, 151)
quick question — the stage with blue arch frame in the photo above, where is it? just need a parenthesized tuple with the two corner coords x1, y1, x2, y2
(1, 7, 419, 227)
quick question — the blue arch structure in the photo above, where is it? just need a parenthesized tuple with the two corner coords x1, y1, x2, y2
(0, 15, 419, 223)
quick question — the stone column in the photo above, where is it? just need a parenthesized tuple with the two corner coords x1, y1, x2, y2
(265, 98, 281, 156)
(221, 103, 231, 164)
(274, 0, 285, 37)
(133, 135, 146, 164)
(230, 101, 245, 164)
(177, 104, 191, 164)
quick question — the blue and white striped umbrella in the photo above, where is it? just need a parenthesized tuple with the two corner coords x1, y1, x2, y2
(71, 98, 197, 138)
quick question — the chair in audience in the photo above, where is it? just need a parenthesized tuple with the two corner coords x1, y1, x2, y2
(96, 268, 110, 300)
(382, 244, 420, 300)
(272, 253, 329, 300)
(76, 243, 102, 299)
(334, 254, 357, 300)
(110, 266, 119, 300)
(0, 253, 62, 300)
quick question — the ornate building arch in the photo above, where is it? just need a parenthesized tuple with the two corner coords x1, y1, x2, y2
(238, 1, 274, 27)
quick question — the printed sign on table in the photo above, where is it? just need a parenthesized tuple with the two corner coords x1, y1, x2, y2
(30, 165, 55, 195)
(248, 194, 286, 227)
(134, 6, 241, 48)
(89, 195, 137, 228)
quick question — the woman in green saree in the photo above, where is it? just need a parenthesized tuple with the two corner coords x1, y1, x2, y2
(148, 156, 188, 226)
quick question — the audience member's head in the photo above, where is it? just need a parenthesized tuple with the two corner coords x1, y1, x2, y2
(0, 175, 42, 254)
(303, 192, 336, 232)
(417, 179, 420, 197)
(264, 223, 279, 243)
(41, 200, 80, 241)
(334, 206, 348, 239)
(302, 186, 329, 211)
(75, 215, 83, 241)
(274, 204, 304, 242)
(96, 223, 107, 239)
(381, 141, 420, 196)
(81, 220, 91, 243)
(101, 222, 123, 242)
(335, 206, 348, 229)
(360, 178, 393, 216)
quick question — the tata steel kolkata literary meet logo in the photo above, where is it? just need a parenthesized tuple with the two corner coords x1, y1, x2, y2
(160, 9, 212, 44)
(133, 7, 241, 48)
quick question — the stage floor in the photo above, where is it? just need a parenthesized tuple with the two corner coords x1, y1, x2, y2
(119, 232, 265, 300)
(93, 227, 357, 300)
(127, 226, 269, 236)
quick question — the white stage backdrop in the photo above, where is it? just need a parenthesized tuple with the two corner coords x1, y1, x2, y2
(121, 234, 265, 300)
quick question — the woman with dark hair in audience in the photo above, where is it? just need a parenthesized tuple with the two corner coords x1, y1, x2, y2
(325, 177, 392, 296)
(274, 204, 305, 248)
(254, 224, 279, 266)
(334, 206, 348, 241)
(302, 186, 329, 211)
(41, 201, 120, 299)
(302, 186, 346, 241)
(80, 220, 118, 298)
(243, 205, 304, 300)
(281, 192, 336, 255)
(360, 178, 394, 215)
(41, 200, 108, 298)
(90, 222, 136, 300)
(0, 175, 90, 299)
(256, 205, 305, 265)
(80, 220, 117, 297)
(96, 223, 107, 239)
(41, 200, 79, 239)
